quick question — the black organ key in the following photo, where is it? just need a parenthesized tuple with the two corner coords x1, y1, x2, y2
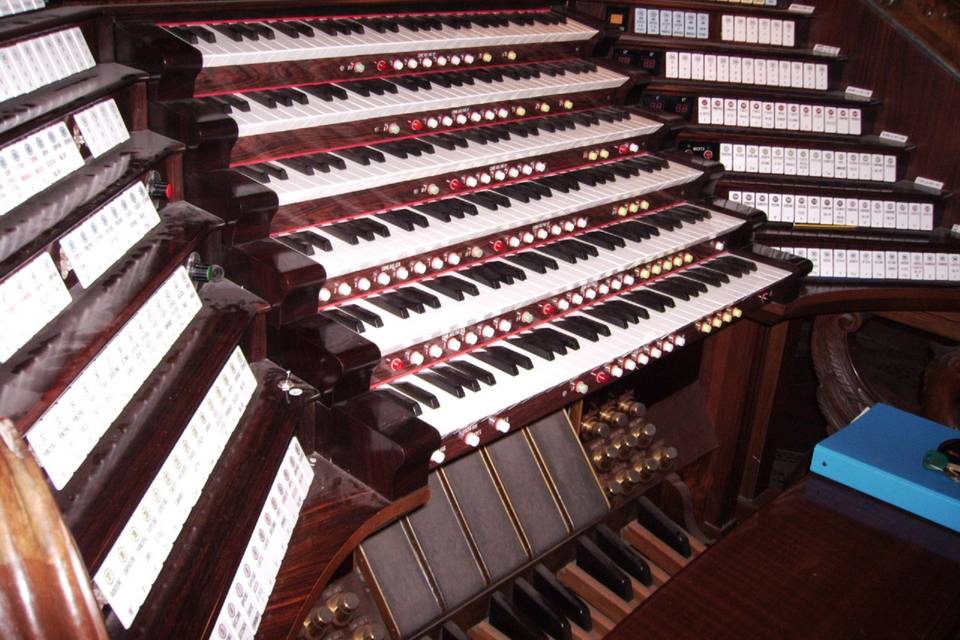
(422, 134, 457, 151)
(636, 497, 695, 558)
(470, 350, 520, 376)
(422, 275, 479, 300)
(367, 295, 409, 319)
(533, 565, 592, 631)
(683, 268, 727, 287)
(582, 305, 631, 329)
(434, 365, 481, 393)
(388, 290, 426, 314)
(377, 209, 429, 231)
(210, 24, 245, 42)
(340, 303, 383, 328)
(580, 231, 626, 251)
(554, 318, 600, 342)
(321, 309, 364, 333)
(644, 213, 681, 231)
(594, 525, 653, 585)
(486, 261, 527, 282)
(275, 234, 314, 256)
(504, 252, 559, 275)
(417, 371, 466, 398)
(675, 204, 712, 220)
(218, 94, 251, 113)
(623, 289, 675, 312)
(235, 165, 271, 184)
(447, 361, 496, 386)
(170, 26, 199, 44)
(513, 578, 571, 640)
(535, 327, 580, 351)
(606, 220, 658, 242)
(508, 335, 556, 360)
(674, 275, 709, 294)
(490, 593, 545, 640)
(576, 537, 633, 601)
(391, 382, 440, 409)
(399, 287, 441, 309)
(378, 389, 422, 416)
(649, 279, 691, 301)
(300, 84, 348, 101)
(606, 300, 650, 321)
(335, 146, 385, 165)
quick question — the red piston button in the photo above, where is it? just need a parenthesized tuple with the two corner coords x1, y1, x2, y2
(618, 144, 630, 154)
(492, 239, 507, 252)
(389, 358, 405, 371)
(410, 119, 425, 131)
(594, 371, 611, 384)
(376, 59, 389, 72)
(541, 303, 557, 315)
(449, 178, 463, 190)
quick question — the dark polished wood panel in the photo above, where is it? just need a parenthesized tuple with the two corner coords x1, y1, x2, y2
(608, 475, 960, 640)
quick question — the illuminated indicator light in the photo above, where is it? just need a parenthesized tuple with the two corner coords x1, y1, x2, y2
(470, 246, 484, 258)
(430, 449, 445, 464)
(354, 62, 366, 73)
(408, 351, 424, 365)
(392, 59, 404, 70)
(508, 236, 520, 248)
(610, 365, 624, 378)
(481, 325, 495, 338)
(431, 257, 445, 270)
(571, 293, 584, 304)
(428, 344, 443, 358)
(318, 287, 331, 302)
(464, 432, 481, 447)
(520, 311, 534, 324)
(495, 418, 511, 433)
(336, 282, 351, 296)
(396, 266, 410, 280)
(594, 371, 611, 384)
(446, 252, 461, 266)
(390, 358, 405, 371)
(356, 277, 371, 291)
(464, 331, 478, 345)
(556, 299, 570, 311)
(575, 381, 589, 394)
(480, 173, 492, 184)
(413, 261, 427, 275)
(376, 272, 391, 286)
(497, 319, 512, 332)
(492, 239, 507, 252)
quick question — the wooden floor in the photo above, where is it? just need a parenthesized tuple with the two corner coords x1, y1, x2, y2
(606, 475, 960, 639)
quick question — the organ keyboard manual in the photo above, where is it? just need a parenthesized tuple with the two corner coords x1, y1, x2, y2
(0, 1, 955, 639)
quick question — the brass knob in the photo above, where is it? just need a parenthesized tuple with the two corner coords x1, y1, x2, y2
(352, 624, 387, 640)
(611, 434, 640, 459)
(599, 408, 628, 428)
(633, 456, 660, 479)
(581, 417, 610, 440)
(605, 479, 625, 498)
(615, 468, 642, 490)
(326, 592, 360, 626)
(656, 446, 679, 470)
(303, 607, 334, 639)
(618, 399, 647, 418)
(630, 421, 657, 447)
(592, 446, 618, 472)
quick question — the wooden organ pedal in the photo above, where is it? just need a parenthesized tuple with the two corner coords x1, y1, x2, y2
(24, 0, 960, 638)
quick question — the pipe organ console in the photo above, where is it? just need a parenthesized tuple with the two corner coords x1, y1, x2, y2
(0, 0, 955, 639)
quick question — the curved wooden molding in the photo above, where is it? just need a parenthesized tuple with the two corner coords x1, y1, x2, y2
(811, 313, 876, 433)
(0, 418, 107, 640)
